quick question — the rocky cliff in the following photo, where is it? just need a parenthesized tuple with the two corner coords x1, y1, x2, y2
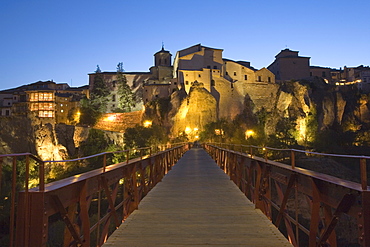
(144, 78, 370, 144)
(0, 114, 124, 160)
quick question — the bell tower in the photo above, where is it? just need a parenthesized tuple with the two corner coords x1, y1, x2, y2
(154, 44, 172, 67)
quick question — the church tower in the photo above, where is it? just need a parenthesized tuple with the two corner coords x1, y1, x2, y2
(154, 44, 172, 67)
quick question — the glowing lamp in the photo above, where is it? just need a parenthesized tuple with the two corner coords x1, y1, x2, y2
(185, 127, 192, 134)
(245, 130, 254, 139)
(143, 120, 152, 128)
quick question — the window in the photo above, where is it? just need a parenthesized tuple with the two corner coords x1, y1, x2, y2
(5, 110, 9, 116)
(211, 80, 215, 86)
(207, 65, 211, 69)
(112, 94, 116, 102)
(231, 83, 233, 88)
(258, 76, 262, 82)
(185, 81, 189, 85)
(244, 75, 248, 80)
(268, 77, 271, 83)
(213, 66, 217, 69)
(61, 110, 64, 113)
(322, 72, 326, 77)
(112, 104, 115, 108)
(164, 59, 167, 64)
(234, 72, 237, 76)
(112, 81, 116, 88)
(226, 72, 229, 75)
(39, 110, 54, 118)
(198, 74, 201, 78)
(310, 72, 313, 76)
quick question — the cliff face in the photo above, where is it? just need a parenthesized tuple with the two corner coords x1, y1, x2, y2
(171, 84, 217, 137)
(160, 78, 370, 144)
(0, 115, 124, 160)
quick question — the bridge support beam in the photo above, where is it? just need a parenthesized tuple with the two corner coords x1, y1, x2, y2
(16, 192, 48, 247)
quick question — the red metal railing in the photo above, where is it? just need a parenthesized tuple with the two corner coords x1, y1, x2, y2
(0, 143, 189, 247)
(204, 143, 370, 247)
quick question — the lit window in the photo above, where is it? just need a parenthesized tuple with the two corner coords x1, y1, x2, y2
(39, 110, 54, 118)
(61, 110, 64, 113)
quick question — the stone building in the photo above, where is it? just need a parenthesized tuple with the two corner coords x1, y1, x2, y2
(88, 46, 176, 111)
(268, 48, 311, 82)
(309, 66, 332, 83)
(171, 43, 277, 128)
(0, 81, 88, 124)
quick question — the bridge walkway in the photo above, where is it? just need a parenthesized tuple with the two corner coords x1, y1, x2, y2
(103, 148, 292, 246)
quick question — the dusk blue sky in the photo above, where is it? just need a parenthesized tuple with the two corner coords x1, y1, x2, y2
(1, 0, 369, 90)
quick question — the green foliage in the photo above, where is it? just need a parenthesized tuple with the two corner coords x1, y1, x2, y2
(124, 124, 168, 149)
(80, 129, 109, 157)
(267, 117, 298, 148)
(91, 73, 110, 99)
(304, 108, 318, 146)
(117, 71, 136, 112)
(79, 71, 110, 125)
(313, 129, 358, 154)
(155, 97, 171, 118)
(79, 97, 102, 126)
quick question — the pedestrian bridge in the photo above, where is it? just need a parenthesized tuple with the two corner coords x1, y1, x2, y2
(2, 143, 370, 246)
(104, 148, 290, 246)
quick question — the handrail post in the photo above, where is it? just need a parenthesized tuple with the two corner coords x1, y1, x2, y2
(10, 157, 17, 247)
(291, 150, 296, 169)
(103, 153, 107, 173)
(126, 150, 129, 164)
(39, 161, 45, 191)
(0, 157, 2, 194)
(263, 148, 267, 161)
(360, 158, 368, 190)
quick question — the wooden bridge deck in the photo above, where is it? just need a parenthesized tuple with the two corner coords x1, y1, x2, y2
(103, 148, 292, 247)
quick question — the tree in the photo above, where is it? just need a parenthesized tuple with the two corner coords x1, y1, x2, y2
(90, 69, 110, 112)
(79, 66, 109, 125)
(116, 62, 136, 112)
(124, 124, 168, 149)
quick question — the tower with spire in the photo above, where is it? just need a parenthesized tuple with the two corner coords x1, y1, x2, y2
(154, 43, 172, 67)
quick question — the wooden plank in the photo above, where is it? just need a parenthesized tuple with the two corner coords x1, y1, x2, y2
(103, 148, 292, 247)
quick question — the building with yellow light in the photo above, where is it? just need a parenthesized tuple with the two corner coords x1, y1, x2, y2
(0, 80, 88, 124)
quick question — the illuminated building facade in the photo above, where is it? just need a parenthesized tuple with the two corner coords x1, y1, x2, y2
(0, 81, 88, 123)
